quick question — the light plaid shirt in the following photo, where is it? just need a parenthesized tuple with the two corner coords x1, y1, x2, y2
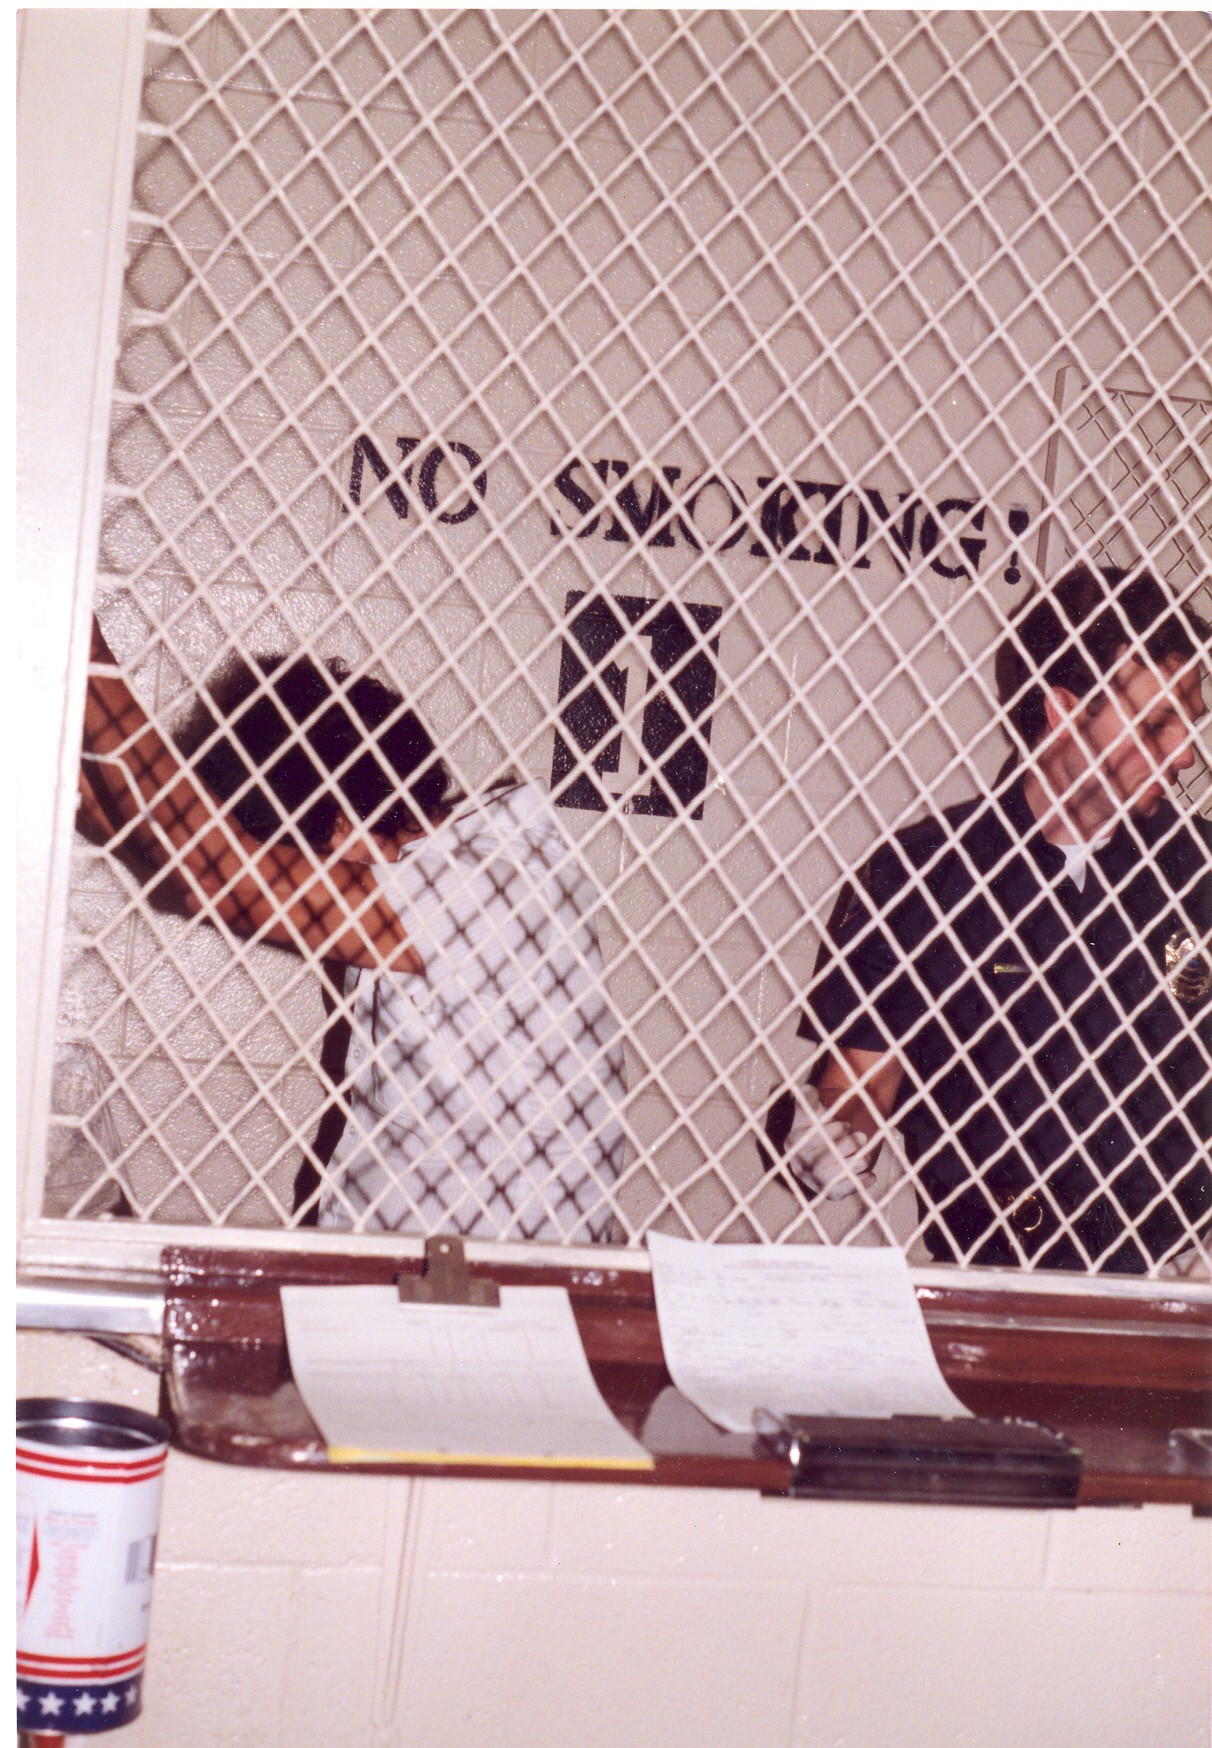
(318, 782, 627, 1241)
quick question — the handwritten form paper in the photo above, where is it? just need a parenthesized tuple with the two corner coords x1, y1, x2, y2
(647, 1234, 971, 1432)
(280, 1284, 652, 1469)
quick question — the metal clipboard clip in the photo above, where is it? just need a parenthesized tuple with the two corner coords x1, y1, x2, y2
(396, 1236, 500, 1308)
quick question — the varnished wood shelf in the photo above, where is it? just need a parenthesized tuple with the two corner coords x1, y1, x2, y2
(160, 1247, 1212, 1509)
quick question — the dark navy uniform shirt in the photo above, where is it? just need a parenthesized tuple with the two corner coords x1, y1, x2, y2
(799, 776, 1211, 1273)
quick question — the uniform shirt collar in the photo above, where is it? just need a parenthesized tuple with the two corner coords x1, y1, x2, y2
(995, 772, 1065, 881)
(994, 768, 1182, 890)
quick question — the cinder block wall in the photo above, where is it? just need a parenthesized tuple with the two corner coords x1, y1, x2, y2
(19, 1333, 1211, 1748)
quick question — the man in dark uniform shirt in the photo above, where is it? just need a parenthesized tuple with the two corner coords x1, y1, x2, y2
(771, 564, 1211, 1274)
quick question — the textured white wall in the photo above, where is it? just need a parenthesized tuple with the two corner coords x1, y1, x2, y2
(18, 1333, 1212, 1748)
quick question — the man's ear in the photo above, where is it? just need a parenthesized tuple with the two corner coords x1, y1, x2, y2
(1043, 686, 1081, 735)
(327, 810, 353, 850)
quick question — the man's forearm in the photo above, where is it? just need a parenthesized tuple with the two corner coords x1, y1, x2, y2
(76, 758, 122, 846)
(80, 652, 420, 972)
(813, 1048, 904, 1150)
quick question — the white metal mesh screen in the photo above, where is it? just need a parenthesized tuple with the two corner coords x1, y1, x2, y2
(45, 9, 1212, 1275)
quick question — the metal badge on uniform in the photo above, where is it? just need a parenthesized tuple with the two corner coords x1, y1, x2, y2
(1163, 929, 1212, 1005)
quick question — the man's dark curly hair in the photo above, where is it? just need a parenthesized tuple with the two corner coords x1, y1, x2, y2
(175, 653, 453, 852)
(995, 562, 1210, 752)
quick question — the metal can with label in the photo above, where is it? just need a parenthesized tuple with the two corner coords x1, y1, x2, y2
(17, 1399, 169, 1738)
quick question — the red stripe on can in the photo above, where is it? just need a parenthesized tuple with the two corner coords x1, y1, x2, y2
(17, 1460, 165, 1485)
(17, 1453, 165, 1473)
(14, 1454, 164, 1482)
(18, 1662, 146, 1680)
(18, 1652, 146, 1676)
(18, 1646, 148, 1665)
(16, 1446, 166, 1476)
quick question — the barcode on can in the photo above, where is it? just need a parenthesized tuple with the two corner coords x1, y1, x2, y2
(124, 1535, 156, 1584)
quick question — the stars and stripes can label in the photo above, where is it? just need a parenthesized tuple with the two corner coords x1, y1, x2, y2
(16, 1399, 169, 1737)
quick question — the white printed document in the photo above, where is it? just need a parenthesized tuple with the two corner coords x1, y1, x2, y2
(647, 1234, 971, 1432)
(280, 1284, 652, 1469)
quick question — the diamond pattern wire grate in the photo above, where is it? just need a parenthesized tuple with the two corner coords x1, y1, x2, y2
(48, 9, 1211, 1275)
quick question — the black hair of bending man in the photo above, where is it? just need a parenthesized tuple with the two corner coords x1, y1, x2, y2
(174, 653, 455, 853)
(168, 651, 458, 1223)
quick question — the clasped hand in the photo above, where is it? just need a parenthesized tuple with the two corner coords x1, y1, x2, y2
(785, 1084, 876, 1201)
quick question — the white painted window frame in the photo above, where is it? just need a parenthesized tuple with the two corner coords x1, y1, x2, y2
(16, 13, 1209, 1324)
(18, 9, 151, 1278)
